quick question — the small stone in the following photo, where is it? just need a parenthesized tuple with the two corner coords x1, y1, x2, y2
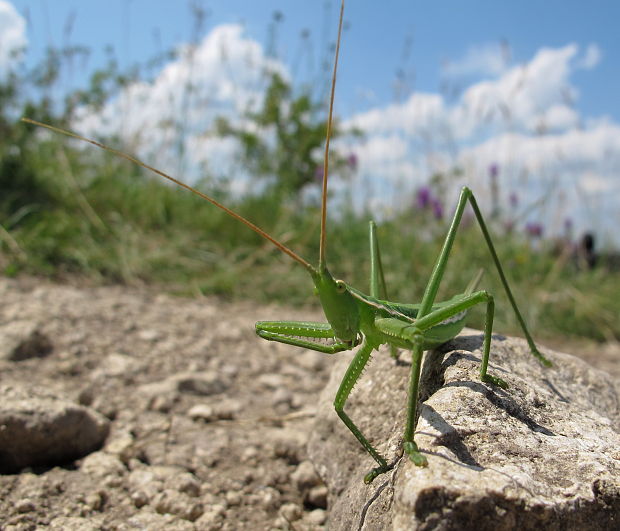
(15, 498, 35, 513)
(125, 512, 194, 530)
(104, 432, 134, 462)
(138, 328, 161, 342)
(290, 461, 321, 491)
(85, 491, 106, 511)
(195, 503, 226, 528)
(49, 516, 101, 530)
(188, 404, 215, 421)
(175, 371, 228, 396)
(0, 320, 53, 361)
(257, 486, 281, 511)
(80, 452, 125, 478)
(225, 490, 242, 506)
(153, 489, 204, 521)
(271, 388, 293, 408)
(258, 373, 284, 390)
(272, 429, 306, 465)
(213, 398, 242, 420)
(306, 485, 328, 509)
(306, 508, 327, 526)
(279, 502, 302, 522)
(150, 394, 176, 413)
(131, 490, 149, 508)
(93, 353, 135, 377)
(171, 472, 202, 497)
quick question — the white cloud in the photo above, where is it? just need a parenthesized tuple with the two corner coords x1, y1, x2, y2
(72, 26, 618, 244)
(577, 43, 602, 70)
(345, 42, 619, 244)
(442, 43, 510, 79)
(455, 45, 578, 137)
(74, 24, 287, 181)
(349, 93, 446, 136)
(0, 1, 27, 75)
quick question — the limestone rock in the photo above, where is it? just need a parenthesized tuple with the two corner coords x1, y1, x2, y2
(308, 330, 620, 530)
(0, 384, 110, 473)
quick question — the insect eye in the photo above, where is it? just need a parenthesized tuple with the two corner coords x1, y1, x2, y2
(335, 280, 346, 293)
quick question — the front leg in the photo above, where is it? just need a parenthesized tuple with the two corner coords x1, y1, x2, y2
(256, 320, 357, 354)
(333, 339, 391, 483)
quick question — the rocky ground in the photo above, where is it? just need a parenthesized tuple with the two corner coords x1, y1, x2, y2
(0, 276, 618, 530)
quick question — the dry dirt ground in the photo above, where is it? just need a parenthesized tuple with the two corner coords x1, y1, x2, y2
(0, 276, 618, 530)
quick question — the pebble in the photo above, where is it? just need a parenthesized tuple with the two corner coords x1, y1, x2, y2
(306, 485, 328, 509)
(279, 502, 302, 522)
(225, 490, 242, 506)
(195, 503, 226, 528)
(0, 320, 53, 361)
(15, 499, 35, 513)
(152, 489, 204, 521)
(258, 373, 285, 390)
(80, 452, 126, 478)
(306, 508, 327, 526)
(290, 460, 321, 491)
(175, 371, 229, 396)
(257, 486, 281, 511)
(85, 491, 106, 511)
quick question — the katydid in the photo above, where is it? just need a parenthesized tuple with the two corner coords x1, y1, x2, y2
(22, 0, 551, 484)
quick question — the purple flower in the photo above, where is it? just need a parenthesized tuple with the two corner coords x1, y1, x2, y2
(525, 222, 544, 238)
(489, 163, 499, 178)
(347, 153, 358, 171)
(431, 198, 444, 220)
(415, 187, 432, 209)
(509, 192, 518, 208)
(314, 164, 324, 182)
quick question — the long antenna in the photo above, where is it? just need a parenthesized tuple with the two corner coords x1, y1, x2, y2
(319, 0, 344, 269)
(21, 118, 316, 274)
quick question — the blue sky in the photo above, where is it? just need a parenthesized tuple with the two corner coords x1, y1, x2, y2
(4, 1, 620, 246)
(11, 1, 620, 119)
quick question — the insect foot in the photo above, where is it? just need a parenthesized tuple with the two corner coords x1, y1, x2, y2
(364, 464, 392, 484)
(532, 347, 553, 367)
(481, 373, 509, 389)
(403, 441, 428, 467)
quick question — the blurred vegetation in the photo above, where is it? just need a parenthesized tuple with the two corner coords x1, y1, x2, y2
(1, 20, 619, 347)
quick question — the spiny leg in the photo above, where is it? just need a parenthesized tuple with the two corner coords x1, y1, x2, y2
(417, 186, 550, 367)
(371, 318, 429, 468)
(466, 190, 551, 366)
(333, 339, 390, 484)
(403, 342, 428, 466)
(368, 221, 399, 360)
(255, 320, 355, 353)
(395, 186, 484, 466)
(410, 290, 507, 387)
(477, 293, 506, 387)
(375, 290, 508, 468)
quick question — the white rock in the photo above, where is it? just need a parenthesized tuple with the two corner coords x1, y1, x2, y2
(308, 331, 620, 529)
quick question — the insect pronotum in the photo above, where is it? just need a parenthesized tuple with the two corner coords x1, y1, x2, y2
(23, 0, 551, 483)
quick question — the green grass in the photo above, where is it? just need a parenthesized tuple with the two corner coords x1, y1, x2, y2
(1, 130, 619, 344)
